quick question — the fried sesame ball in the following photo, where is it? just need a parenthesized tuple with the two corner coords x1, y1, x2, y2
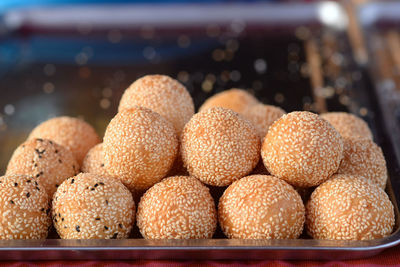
(337, 137, 387, 189)
(306, 174, 394, 240)
(0, 174, 51, 239)
(199, 88, 259, 114)
(6, 138, 79, 199)
(137, 176, 217, 239)
(320, 112, 373, 140)
(262, 111, 344, 188)
(28, 116, 100, 166)
(242, 103, 286, 140)
(82, 143, 111, 177)
(118, 75, 194, 135)
(103, 106, 178, 192)
(181, 107, 260, 187)
(52, 173, 135, 239)
(218, 175, 305, 239)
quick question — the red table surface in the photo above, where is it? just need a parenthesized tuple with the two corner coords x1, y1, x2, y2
(1, 244, 400, 267)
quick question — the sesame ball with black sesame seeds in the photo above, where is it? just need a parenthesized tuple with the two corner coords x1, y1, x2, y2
(218, 175, 305, 239)
(320, 112, 373, 140)
(52, 173, 135, 239)
(0, 174, 51, 239)
(137, 176, 217, 239)
(82, 143, 111, 177)
(241, 103, 286, 140)
(337, 137, 387, 189)
(181, 107, 260, 187)
(118, 74, 194, 135)
(103, 106, 178, 192)
(199, 88, 259, 114)
(6, 138, 79, 199)
(306, 174, 394, 240)
(262, 111, 344, 188)
(28, 116, 100, 166)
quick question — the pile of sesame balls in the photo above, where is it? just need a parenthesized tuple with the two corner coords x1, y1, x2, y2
(1, 74, 394, 241)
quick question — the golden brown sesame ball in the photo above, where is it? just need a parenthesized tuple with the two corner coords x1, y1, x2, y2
(262, 111, 344, 188)
(242, 103, 286, 140)
(218, 175, 305, 239)
(6, 138, 79, 199)
(137, 176, 217, 239)
(199, 88, 259, 114)
(0, 174, 51, 239)
(181, 107, 260, 187)
(320, 112, 373, 140)
(52, 173, 135, 239)
(337, 137, 387, 189)
(306, 174, 394, 240)
(82, 143, 111, 177)
(103, 106, 178, 192)
(118, 75, 194, 135)
(28, 116, 100, 166)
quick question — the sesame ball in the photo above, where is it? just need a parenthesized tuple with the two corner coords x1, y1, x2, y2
(137, 176, 217, 239)
(6, 138, 79, 199)
(103, 106, 178, 192)
(199, 88, 259, 114)
(82, 143, 110, 177)
(181, 107, 260, 187)
(118, 75, 194, 135)
(337, 137, 387, 189)
(242, 103, 286, 140)
(218, 175, 305, 239)
(306, 174, 394, 240)
(320, 112, 373, 140)
(52, 173, 135, 239)
(0, 175, 51, 239)
(262, 111, 344, 188)
(28, 116, 100, 166)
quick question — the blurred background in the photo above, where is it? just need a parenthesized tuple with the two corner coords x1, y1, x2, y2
(0, 0, 400, 174)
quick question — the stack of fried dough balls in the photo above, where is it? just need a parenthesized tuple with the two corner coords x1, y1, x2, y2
(3, 75, 394, 242)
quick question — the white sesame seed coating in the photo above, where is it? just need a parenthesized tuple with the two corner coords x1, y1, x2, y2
(242, 103, 286, 140)
(199, 88, 259, 114)
(6, 138, 79, 199)
(137, 176, 217, 239)
(52, 173, 135, 239)
(337, 137, 387, 189)
(28, 116, 100, 166)
(82, 143, 112, 178)
(218, 175, 305, 239)
(306, 174, 394, 240)
(118, 75, 194, 135)
(103, 106, 178, 192)
(181, 107, 260, 187)
(0, 174, 51, 239)
(320, 112, 373, 140)
(262, 111, 344, 188)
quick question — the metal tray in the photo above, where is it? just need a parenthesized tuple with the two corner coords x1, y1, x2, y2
(0, 2, 399, 260)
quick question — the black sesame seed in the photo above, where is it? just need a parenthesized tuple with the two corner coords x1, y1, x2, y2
(27, 179, 31, 183)
(61, 218, 64, 221)
(105, 200, 109, 205)
(35, 174, 40, 178)
(71, 179, 75, 184)
(104, 226, 108, 230)
(49, 140, 53, 145)
(58, 213, 61, 217)
(100, 163, 105, 167)
(10, 200, 14, 205)
(94, 183, 98, 187)
(95, 217, 100, 221)
(26, 192, 30, 198)
(40, 208, 45, 212)
(112, 233, 118, 239)
(76, 225, 80, 232)
(46, 208, 50, 214)
(99, 182, 105, 186)
(118, 224, 123, 229)
(59, 159, 62, 164)
(54, 218, 58, 223)
(33, 163, 38, 167)
(91, 188, 95, 191)
(55, 149, 58, 154)
(64, 226, 67, 229)
(55, 184, 59, 188)
(14, 183, 18, 187)
(36, 187, 40, 191)
(35, 181, 38, 186)
(37, 138, 43, 142)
